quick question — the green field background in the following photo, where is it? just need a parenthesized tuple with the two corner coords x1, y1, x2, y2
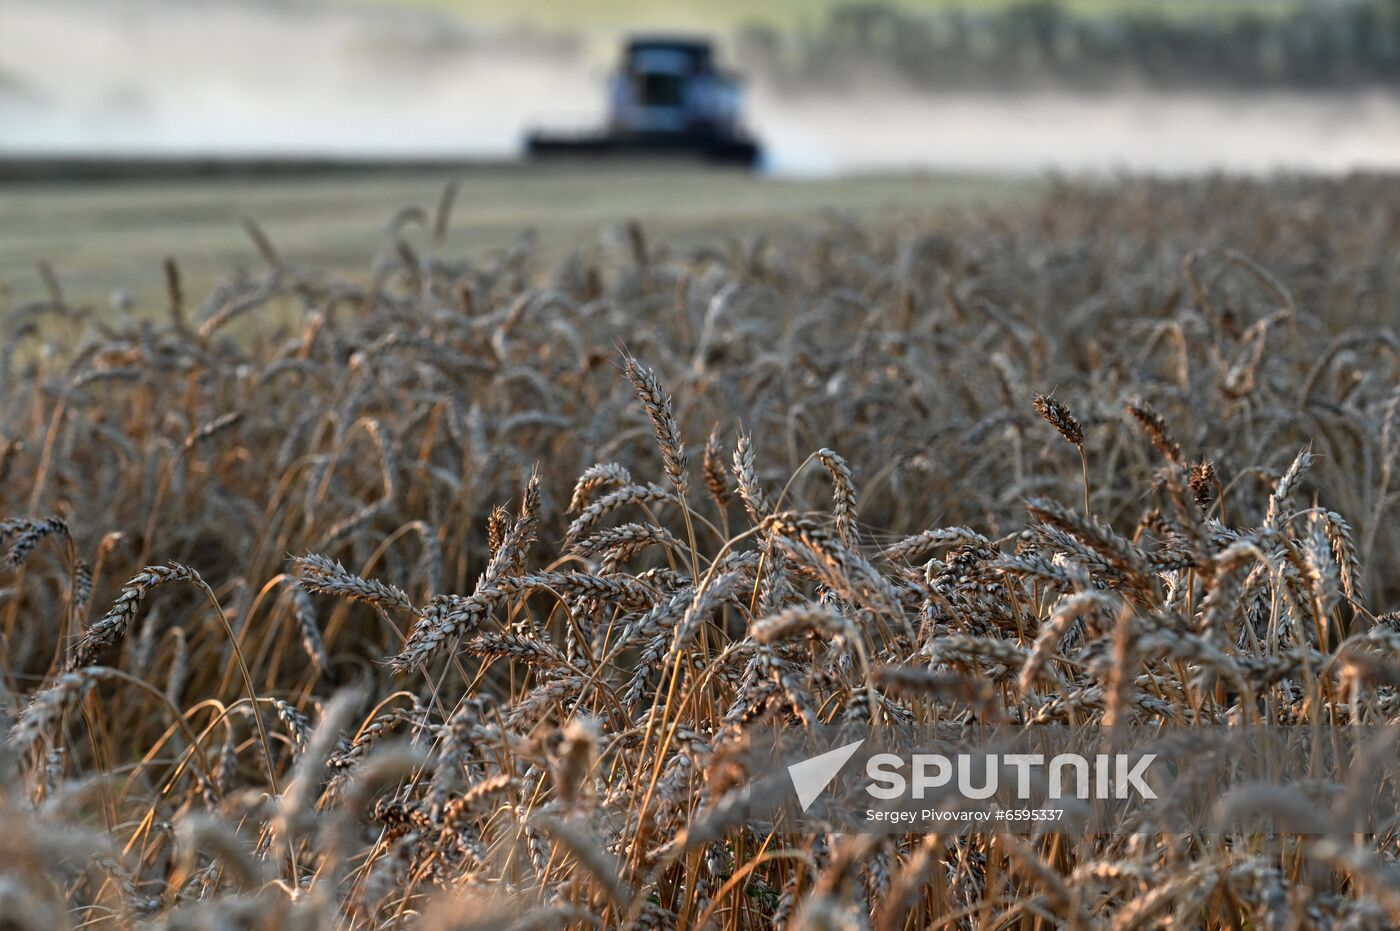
(0, 168, 1029, 311)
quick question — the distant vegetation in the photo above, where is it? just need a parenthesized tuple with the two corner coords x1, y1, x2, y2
(741, 0, 1400, 90)
(365, 0, 1400, 90)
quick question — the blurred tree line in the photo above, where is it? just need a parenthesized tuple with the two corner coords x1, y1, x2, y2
(737, 0, 1400, 90)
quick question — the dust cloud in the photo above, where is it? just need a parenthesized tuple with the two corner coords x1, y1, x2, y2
(752, 83, 1400, 176)
(0, 0, 603, 158)
(5, 0, 1400, 176)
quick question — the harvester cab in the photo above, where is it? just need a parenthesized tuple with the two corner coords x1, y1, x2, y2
(609, 38, 738, 136)
(527, 35, 762, 167)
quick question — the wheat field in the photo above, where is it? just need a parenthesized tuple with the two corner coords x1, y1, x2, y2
(1, 173, 1398, 929)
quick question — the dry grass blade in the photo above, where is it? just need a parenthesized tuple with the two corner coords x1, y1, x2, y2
(292, 554, 416, 616)
(815, 448, 858, 547)
(70, 564, 201, 668)
(1125, 397, 1182, 464)
(1033, 393, 1083, 447)
(533, 814, 630, 908)
(880, 527, 989, 564)
(621, 352, 689, 497)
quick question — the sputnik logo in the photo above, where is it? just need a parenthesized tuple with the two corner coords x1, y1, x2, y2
(787, 739, 865, 812)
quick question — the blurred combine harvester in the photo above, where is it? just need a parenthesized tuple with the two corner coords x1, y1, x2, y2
(527, 36, 762, 167)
